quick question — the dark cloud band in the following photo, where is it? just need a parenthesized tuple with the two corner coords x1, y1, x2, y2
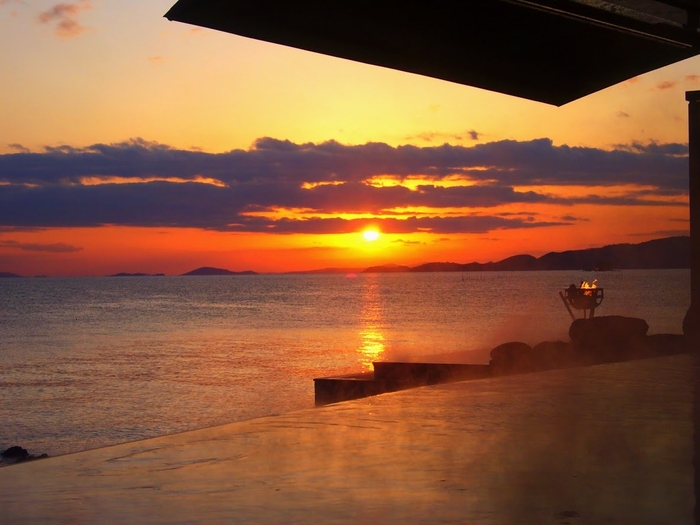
(0, 137, 688, 234)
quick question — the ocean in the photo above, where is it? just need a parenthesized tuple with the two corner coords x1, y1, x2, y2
(0, 269, 689, 459)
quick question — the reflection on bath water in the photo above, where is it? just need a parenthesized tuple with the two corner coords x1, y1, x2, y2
(0, 269, 689, 457)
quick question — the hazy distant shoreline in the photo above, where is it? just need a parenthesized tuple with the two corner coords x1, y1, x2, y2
(0, 236, 689, 278)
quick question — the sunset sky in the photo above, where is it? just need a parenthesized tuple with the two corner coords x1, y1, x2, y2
(0, 0, 696, 276)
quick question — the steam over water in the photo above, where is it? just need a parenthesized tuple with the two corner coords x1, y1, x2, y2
(0, 270, 689, 457)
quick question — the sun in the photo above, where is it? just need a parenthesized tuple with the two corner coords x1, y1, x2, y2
(362, 229, 380, 242)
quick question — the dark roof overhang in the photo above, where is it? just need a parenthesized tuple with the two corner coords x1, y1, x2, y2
(164, 0, 700, 106)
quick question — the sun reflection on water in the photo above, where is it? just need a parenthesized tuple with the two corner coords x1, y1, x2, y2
(359, 328, 385, 370)
(358, 276, 385, 370)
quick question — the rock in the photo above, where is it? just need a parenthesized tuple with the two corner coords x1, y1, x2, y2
(569, 315, 649, 342)
(636, 333, 687, 358)
(1, 446, 29, 459)
(569, 316, 649, 362)
(0, 446, 48, 465)
(531, 340, 579, 369)
(489, 342, 534, 374)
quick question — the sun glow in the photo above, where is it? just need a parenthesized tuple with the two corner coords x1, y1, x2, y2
(363, 229, 380, 242)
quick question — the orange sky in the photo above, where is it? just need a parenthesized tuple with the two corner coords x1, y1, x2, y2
(0, 1, 694, 276)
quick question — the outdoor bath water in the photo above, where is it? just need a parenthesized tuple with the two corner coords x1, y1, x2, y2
(0, 269, 689, 458)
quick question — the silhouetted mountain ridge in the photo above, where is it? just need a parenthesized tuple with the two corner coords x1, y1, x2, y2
(0, 237, 690, 277)
(362, 263, 412, 273)
(182, 267, 258, 276)
(109, 273, 165, 277)
(361, 236, 689, 273)
(286, 267, 364, 275)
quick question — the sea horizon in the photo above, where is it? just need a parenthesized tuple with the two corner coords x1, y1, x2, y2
(0, 234, 690, 279)
(1, 269, 690, 460)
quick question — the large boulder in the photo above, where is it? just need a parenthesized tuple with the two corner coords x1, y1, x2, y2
(0, 446, 47, 465)
(569, 315, 649, 342)
(489, 341, 534, 374)
(569, 315, 649, 362)
(1, 446, 29, 459)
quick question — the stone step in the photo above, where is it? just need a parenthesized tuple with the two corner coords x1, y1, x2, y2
(314, 362, 492, 405)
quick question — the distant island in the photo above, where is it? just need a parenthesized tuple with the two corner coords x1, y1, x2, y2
(363, 263, 412, 273)
(361, 236, 690, 273)
(285, 267, 365, 275)
(110, 273, 165, 277)
(0, 237, 691, 278)
(182, 267, 258, 276)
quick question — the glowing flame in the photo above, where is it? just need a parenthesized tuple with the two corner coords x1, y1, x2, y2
(580, 279, 598, 297)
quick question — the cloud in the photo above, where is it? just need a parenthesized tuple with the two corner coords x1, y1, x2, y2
(8, 143, 29, 153)
(38, 1, 91, 39)
(229, 215, 568, 235)
(616, 111, 630, 118)
(655, 80, 676, 91)
(405, 130, 481, 143)
(497, 211, 540, 217)
(0, 240, 82, 252)
(686, 75, 700, 83)
(0, 226, 44, 232)
(148, 56, 166, 64)
(2, 136, 688, 189)
(0, 0, 24, 8)
(0, 137, 688, 234)
(392, 238, 424, 245)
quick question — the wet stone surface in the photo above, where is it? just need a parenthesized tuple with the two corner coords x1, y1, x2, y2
(0, 354, 694, 524)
